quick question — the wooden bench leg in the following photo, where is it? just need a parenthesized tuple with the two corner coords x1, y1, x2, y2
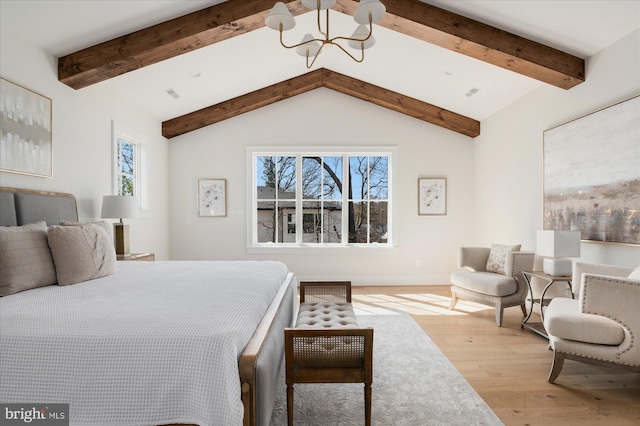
(287, 384, 294, 426)
(364, 383, 372, 426)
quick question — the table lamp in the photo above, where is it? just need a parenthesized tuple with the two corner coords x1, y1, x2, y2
(536, 230, 581, 276)
(101, 195, 139, 257)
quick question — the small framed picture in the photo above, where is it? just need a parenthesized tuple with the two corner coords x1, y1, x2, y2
(418, 178, 446, 215)
(198, 178, 226, 217)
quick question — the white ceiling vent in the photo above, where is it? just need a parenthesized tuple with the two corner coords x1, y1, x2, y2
(465, 87, 480, 97)
(165, 88, 180, 99)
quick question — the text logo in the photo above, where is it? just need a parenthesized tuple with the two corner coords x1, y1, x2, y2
(1, 404, 68, 426)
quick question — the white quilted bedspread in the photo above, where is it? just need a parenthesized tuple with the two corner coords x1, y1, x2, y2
(0, 260, 289, 426)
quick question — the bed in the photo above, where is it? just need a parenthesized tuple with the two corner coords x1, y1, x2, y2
(0, 186, 296, 426)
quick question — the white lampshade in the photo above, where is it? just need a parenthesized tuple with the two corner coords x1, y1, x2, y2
(537, 230, 581, 257)
(101, 195, 139, 220)
(301, 0, 336, 10)
(354, 0, 386, 24)
(265, 2, 296, 31)
(537, 230, 581, 276)
(296, 34, 322, 57)
(348, 24, 376, 49)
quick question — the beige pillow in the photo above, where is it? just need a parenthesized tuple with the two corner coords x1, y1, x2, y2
(47, 223, 116, 286)
(0, 221, 57, 296)
(628, 266, 640, 280)
(60, 220, 113, 244)
(486, 243, 521, 274)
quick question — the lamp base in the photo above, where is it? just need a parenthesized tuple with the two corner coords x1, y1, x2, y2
(113, 223, 130, 257)
(543, 258, 572, 277)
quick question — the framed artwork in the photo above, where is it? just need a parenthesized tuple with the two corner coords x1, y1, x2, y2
(543, 95, 639, 245)
(418, 178, 446, 215)
(198, 178, 227, 217)
(0, 77, 52, 177)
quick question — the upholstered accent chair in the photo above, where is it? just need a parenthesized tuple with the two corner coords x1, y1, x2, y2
(449, 246, 535, 326)
(544, 262, 640, 383)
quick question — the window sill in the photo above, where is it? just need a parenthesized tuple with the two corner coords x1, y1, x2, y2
(247, 244, 398, 255)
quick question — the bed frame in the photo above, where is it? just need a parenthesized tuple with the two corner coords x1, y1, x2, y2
(0, 186, 295, 426)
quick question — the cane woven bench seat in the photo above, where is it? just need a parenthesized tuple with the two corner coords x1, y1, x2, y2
(285, 281, 373, 426)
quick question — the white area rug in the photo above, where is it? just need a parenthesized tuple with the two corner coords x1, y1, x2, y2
(270, 312, 503, 426)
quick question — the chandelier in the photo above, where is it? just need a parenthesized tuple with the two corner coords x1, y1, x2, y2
(265, 0, 386, 68)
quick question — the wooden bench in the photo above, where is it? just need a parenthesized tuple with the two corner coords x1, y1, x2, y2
(285, 281, 374, 426)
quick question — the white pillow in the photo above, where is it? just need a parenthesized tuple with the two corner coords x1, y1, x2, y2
(486, 243, 521, 274)
(628, 266, 640, 280)
(47, 223, 116, 286)
(0, 221, 57, 296)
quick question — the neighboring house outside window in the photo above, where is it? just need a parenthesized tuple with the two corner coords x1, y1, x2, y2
(249, 147, 397, 249)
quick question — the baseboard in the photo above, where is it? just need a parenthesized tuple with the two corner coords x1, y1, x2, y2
(297, 274, 451, 286)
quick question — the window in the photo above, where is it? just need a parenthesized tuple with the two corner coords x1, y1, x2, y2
(249, 147, 397, 248)
(116, 138, 135, 196)
(288, 213, 322, 234)
(112, 121, 149, 210)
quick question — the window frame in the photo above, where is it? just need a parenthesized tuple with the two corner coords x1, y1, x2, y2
(111, 121, 149, 211)
(247, 146, 398, 252)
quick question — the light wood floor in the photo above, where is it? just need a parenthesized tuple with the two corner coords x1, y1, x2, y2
(351, 285, 640, 426)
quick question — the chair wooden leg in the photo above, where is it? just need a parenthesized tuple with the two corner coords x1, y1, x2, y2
(364, 383, 372, 426)
(287, 384, 294, 426)
(520, 303, 527, 317)
(548, 351, 565, 383)
(449, 293, 458, 309)
(495, 306, 504, 327)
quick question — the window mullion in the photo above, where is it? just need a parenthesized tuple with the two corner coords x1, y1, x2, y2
(342, 155, 349, 245)
(320, 157, 324, 244)
(367, 156, 371, 244)
(296, 155, 303, 245)
(275, 158, 280, 243)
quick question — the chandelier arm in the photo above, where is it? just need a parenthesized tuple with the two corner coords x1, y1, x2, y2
(331, 15, 373, 44)
(278, 26, 324, 50)
(306, 46, 324, 68)
(331, 42, 365, 63)
(316, 6, 329, 40)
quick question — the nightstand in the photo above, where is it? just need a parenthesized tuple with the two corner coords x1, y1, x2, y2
(117, 253, 155, 261)
(521, 271, 573, 338)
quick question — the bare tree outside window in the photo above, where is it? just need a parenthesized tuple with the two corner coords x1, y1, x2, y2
(256, 156, 296, 243)
(117, 139, 135, 196)
(255, 153, 389, 245)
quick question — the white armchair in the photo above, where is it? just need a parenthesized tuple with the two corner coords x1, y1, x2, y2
(544, 262, 640, 383)
(449, 246, 535, 326)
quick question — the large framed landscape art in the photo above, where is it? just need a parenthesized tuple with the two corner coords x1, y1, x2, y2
(543, 95, 640, 245)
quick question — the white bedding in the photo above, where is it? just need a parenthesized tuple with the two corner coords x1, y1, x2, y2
(0, 260, 290, 426)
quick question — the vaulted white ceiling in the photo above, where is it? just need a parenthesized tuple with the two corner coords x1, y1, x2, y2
(1, 0, 638, 124)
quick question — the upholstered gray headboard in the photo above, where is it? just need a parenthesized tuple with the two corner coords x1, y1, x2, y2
(0, 187, 78, 227)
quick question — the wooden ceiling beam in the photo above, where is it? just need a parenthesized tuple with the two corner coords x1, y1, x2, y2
(161, 69, 480, 139)
(58, 0, 584, 91)
(334, 0, 584, 89)
(58, 0, 307, 89)
(162, 70, 324, 139)
(322, 69, 480, 137)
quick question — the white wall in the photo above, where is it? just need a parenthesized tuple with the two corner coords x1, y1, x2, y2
(0, 29, 171, 260)
(169, 88, 476, 284)
(5, 22, 636, 282)
(474, 29, 640, 268)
